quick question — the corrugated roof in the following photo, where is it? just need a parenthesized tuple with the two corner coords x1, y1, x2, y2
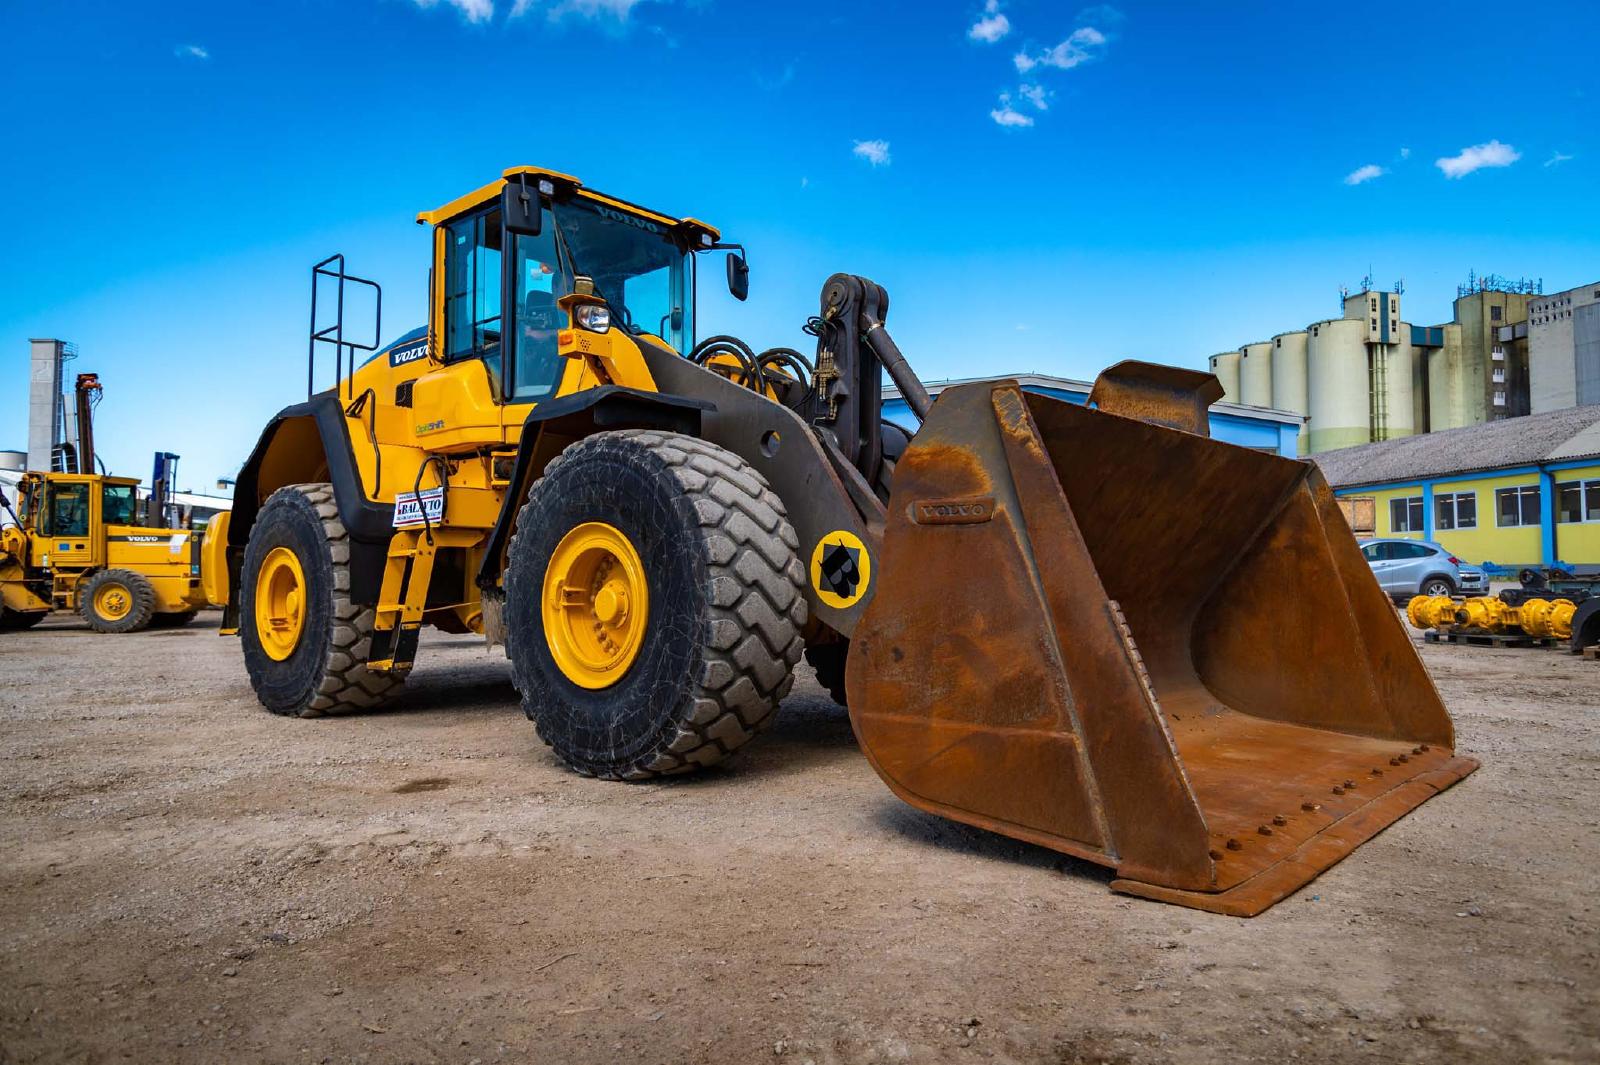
(1313, 405, 1600, 487)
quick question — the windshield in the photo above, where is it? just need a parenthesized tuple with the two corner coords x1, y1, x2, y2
(551, 198, 694, 352)
(103, 484, 136, 525)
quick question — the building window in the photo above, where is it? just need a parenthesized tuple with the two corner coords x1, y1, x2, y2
(1491, 306, 1503, 321)
(1557, 480, 1600, 523)
(1371, 318, 1378, 329)
(1436, 492, 1477, 531)
(1493, 391, 1507, 406)
(1492, 367, 1505, 383)
(1492, 347, 1505, 361)
(1495, 485, 1541, 528)
(1390, 496, 1424, 533)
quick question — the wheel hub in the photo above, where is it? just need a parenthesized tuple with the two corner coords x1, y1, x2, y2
(256, 546, 307, 661)
(96, 584, 131, 621)
(542, 522, 649, 689)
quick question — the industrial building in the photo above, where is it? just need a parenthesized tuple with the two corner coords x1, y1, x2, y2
(882, 372, 1305, 456)
(1210, 275, 1547, 456)
(1527, 280, 1600, 413)
(1315, 403, 1600, 571)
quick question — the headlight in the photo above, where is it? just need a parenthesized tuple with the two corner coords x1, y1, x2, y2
(575, 304, 611, 333)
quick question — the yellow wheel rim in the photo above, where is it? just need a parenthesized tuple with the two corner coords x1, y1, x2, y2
(541, 522, 649, 689)
(255, 546, 307, 661)
(95, 583, 132, 621)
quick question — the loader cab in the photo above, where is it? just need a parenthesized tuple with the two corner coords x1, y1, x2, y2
(22, 473, 129, 570)
(420, 168, 718, 416)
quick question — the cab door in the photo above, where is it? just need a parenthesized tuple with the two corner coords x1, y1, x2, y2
(36, 478, 100, 569)
(410, 206, 510, 452)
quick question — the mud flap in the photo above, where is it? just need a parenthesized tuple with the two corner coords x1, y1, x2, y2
(845, 364, 1477, 916)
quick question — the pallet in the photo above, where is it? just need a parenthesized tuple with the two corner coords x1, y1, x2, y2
(1424, 629, 1560, 649)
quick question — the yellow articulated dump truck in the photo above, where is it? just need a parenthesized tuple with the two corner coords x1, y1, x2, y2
(224, 165, 1476, 915)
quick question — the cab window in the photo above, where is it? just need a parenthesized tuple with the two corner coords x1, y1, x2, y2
(102, 484, 136, 526)
(45, 483, 90, 537)
(443, 209, 503, 365)
(509, 226, 567, 402)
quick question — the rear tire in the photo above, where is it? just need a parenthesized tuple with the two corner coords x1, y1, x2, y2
(240, 483, 403, 717)
(1421, 576, 1456, 598)
(505, 430, 806, 780)
(80, 569, 156, 633)
(0, 606, 48, 631)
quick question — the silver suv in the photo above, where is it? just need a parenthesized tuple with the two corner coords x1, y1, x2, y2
(1359, 538, 1489, 603)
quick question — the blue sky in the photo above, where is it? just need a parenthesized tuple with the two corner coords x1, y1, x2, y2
(3, 0, 1596, 491)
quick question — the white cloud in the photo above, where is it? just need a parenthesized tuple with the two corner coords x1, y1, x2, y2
(1017, 83, 1049, 110)
(852, 139, 891, 167)
(415, 0, 496, 22)
(1014, 25, 1106, 73)
(990, 100, 1034, 127)
(511, 0, 656, 19)
(1435, 140, 1521, 179)
(1545, 151, 1575, 168)
(968, 0, 1010, 44)
(1399, 146, 1411, 159)
(174, 44, 209, 59)
(1344, 164, 1386, 186)
(1075, 4, 1123, 26)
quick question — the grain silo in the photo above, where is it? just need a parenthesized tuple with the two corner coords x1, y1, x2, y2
(1427, 324, 1472, 431)
(1306, 318, 1371, 452)
(1209, 352, 1241, 402)
(1238, 341, 1274, 407)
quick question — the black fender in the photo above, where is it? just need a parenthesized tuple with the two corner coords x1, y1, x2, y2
(1571, 597, 1600, 654)
(475, 386, 713, 591)
(227, 393, 393, 621)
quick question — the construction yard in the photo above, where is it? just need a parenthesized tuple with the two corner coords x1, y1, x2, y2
(0, 614, 1594, 1064)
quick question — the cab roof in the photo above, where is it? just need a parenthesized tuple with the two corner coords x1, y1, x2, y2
(415, 166, 721, 246)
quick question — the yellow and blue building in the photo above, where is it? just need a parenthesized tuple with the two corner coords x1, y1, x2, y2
(1316, 404, 1600, 572)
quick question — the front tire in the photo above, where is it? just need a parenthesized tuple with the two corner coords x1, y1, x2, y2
(1421, 576, 1456, 598)
(239, 483, 402, 717)
(505, 431, 807, 780)
(80, 569, 156, 633)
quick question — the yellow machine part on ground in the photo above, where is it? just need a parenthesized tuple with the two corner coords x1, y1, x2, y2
(1406, 595, 1458, 630)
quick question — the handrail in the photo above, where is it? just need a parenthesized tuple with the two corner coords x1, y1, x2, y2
(308, 254, 382, 400)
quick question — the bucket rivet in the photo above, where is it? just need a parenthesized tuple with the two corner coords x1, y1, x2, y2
(1226, 838, 1242, 850)
(1301, 802, 1319, 812)
(1419, 744, 1430, 752)
(1209, 849, 1223, 860)
(1371, 768, 1383, 776)
(1332, 786, 1345, 795)
(1272, 815, 1287, 826)
(1343, 779, 1357, 789)
(1258, 825, 1273, 836)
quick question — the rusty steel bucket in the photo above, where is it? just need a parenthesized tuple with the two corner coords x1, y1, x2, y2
(846, 362, 1477, 916)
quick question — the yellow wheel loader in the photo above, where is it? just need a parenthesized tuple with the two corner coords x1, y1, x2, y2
(1, 375, 228, 633)
(225, 166, 1476, 914)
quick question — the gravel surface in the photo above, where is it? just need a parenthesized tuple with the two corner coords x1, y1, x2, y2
(1, 613, 1595, 1063)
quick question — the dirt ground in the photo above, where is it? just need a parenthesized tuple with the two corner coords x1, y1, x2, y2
(1, 612, 1595, 1065)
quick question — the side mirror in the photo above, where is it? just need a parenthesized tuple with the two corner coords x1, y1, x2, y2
(726, 252, 749, 302)
(502, 179, 542, 236)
